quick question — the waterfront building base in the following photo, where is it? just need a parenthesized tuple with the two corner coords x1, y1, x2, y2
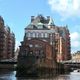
(16, 66, 65, 78)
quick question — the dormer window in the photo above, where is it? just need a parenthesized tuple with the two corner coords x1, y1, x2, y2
(37, 22, 43, 29)
(48, 17, 55, 26)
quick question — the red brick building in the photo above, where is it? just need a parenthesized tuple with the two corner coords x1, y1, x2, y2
(16, 15, 71, 77)
(55, 27, 71, 62)
(19, 15, 71, 65)
(0, 16, 15, 59)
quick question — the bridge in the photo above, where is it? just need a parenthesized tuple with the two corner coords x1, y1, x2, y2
(0, 59, 80, 67)
(61, 59, 80, 68)
(0, 58, 80, 70)
(0, 58, 17, 64)
(0, 58, 17, 70)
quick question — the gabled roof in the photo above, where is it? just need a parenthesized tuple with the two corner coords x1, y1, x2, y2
(31, 14, 49, 24)
(25, 15, 58, 31)
(26, 15, 54, 30)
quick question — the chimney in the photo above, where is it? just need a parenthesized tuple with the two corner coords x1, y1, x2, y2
(31, 16, 34, 22)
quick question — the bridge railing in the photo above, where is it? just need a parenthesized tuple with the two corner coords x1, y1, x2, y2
(60, 60, 80, 64)
(0, 58, 17, 62)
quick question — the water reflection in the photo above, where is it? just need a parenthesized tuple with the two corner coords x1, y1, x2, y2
(70, 72, 80, 80)
(0, 70, 80, 80)
(0, 71, 16, 80)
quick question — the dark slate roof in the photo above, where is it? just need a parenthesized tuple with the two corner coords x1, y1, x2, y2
(32, 14, 49, 24)
(25, 14, 55, 30)
(26, 23, 49, 30)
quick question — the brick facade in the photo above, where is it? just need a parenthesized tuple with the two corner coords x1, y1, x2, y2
(0, 16, 15, 59)
(18, 15, 71, 65)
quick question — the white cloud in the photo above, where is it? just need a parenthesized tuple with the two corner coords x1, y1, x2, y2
(71, 41, 80, 47)
(70, 32, 80, 40)
(48, 0, 80, 19)
(70, 32, 80, 48)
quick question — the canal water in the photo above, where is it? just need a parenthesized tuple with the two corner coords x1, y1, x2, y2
(0, 70, 80, 80)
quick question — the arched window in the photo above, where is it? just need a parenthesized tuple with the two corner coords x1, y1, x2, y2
(33, 32, 36, 37)
(44, 33, 48, 38)
(35, 44, 39, 47)
(36, 32, 39, 38)
(41, 33, 44, 38)
(38, 33, 41, 37)
(29, 44, 33, 47)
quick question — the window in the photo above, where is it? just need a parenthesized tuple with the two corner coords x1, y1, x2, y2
(37, 22, 43, 29)
(36, 33, 39, 38)
(28, 33, 31, 37)
(26, 33, 28, 37)
(29, 44, 33, 47)
(33, 32, 36, 37)
(35, 44, 39, 47)
(38, 25, 43, 29)
(27, 33, 33, 37)
(38, 33, 41, 37)
(44, 33, 48, 38)
(41, 33, 44, 38)
(30, 33, 33, 37)
(30, 51, 33, 54)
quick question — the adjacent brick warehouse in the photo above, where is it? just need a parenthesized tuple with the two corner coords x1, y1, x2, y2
(0, 16, 15, 59)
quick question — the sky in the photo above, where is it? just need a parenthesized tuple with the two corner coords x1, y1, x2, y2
(0, 0, 80, 53)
